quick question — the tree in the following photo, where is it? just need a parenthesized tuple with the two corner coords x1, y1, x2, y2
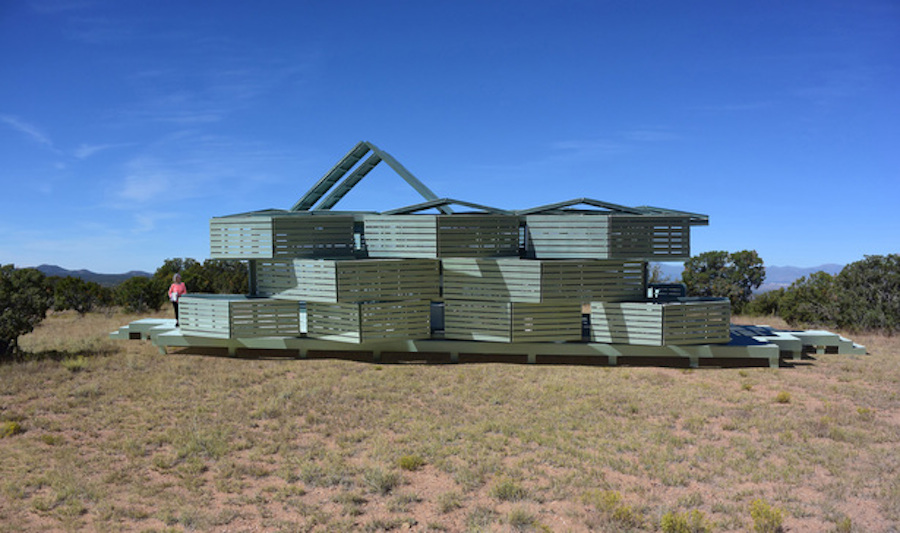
(115, 276, 163, 313)
(153, 257, 248, 295)
(778, 272, 839, 327)
(0, 265, 51, 359)
(833, 254, 900, 333)
(682, 250, 765, 314)
(52, 276, 110, 315)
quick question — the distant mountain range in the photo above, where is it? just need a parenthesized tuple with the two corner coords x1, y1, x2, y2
(654, 263, 844, 293)
(35, 264, 152, 287)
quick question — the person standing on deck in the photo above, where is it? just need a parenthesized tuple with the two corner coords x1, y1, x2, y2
(168, 273, 187, 327)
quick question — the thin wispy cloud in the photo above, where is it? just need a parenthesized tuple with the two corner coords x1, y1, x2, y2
(0, 114, 58, 151)
(73, 143, 118, 159)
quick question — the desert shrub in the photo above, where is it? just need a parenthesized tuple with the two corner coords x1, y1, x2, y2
(52, 276, 110, 315)
(115, 276, 164, 312)
(398, 454, 425, 471)
(779, 272, 839, 328)
(61, 355, 88, 372)
(775, 391, 791, 404)
(660, 509, 713, 533)
(682, 250, 765, 314)
(154, 257, 248, 295)
(490, 478, 527, 501)
(437, 491, 463, 513)
(833, 254, 900, 332)
(1, 420, 24, 438)
(746, 288, 784, 316)
(777, 255, 900, 332)
(0, 264, 51, 359)
(750, 498, 784, 533)
(507, 506, 541, 530)
(363, 467, 401, 495)
(582, 490, 644, 529)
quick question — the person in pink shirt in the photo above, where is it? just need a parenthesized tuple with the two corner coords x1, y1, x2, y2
(168, 273, 187, 327)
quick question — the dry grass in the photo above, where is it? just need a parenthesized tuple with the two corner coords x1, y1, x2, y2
(1, 310, 898, 532)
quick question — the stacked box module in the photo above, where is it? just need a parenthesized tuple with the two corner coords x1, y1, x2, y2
(254, 258, 437, 343)
(363, 214, 520, 258)
(209, 213, 356, 259)
(441, 258, 641, 342)
(179, 295, 301, 339)
(525, 214, 690, 260)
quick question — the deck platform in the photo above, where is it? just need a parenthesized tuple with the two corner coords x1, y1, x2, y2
(109, 320, 865, 369)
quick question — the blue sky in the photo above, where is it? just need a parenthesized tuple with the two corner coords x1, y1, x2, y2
(1, 0, 897, 273)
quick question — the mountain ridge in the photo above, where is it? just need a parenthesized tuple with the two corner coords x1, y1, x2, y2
(34, 264, 152, 287)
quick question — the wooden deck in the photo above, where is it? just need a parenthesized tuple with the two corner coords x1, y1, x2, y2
(111, 320, 865, 369)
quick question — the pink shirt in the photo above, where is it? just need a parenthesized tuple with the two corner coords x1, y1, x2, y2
(168, 282, 187, 301)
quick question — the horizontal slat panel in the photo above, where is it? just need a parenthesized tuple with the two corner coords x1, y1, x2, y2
(590, 299, 730, 345)
(179, 295, 300, 338)
(257, 258, 439, 302)
(364, 215, 519, 258)
(444, 300, 581, 342)
(210, 215, 355, 260)
(526, 214, 691, 260)
(307, 300, 430, 343)
(442, 258, 644, 303)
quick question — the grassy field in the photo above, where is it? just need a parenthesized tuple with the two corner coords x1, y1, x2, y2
(1, 311, 898, 532)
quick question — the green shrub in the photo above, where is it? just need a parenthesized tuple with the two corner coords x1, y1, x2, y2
(582, 490, 644, 529)
(61, 355, 88, 372)
(398, 454, 425, 471)
(660, 509, 713, 533)
(1, 420, 24, 438)
(682, 250, 765, 314)
(774, 391, 791, 404)
(0, 264, 51, 359)
(750, 498, 784, 533)
(490, 478, 527, 501)
(363, 467, 401, 495)
(746, 288, 784, 316)
(436, 491, 463, 513)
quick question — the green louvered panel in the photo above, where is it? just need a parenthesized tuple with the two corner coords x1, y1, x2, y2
(526, 214, 691, 260)
(590, 298, 730, 346)
(525, 215, 611, 259)
(590, 302, 664, 345)
(444, 300, 582, 342)
(661, 298, 730, 345)
(272, 217, 355, 258)
(179, 295, 300, 338)
(307, 300, 431, 343)
(210, 215, 355, 259)
(255, 260, 297, 295)
(442, 258, 644, 303)
(210, 217, 274, 259)
(229, 299, 301, 338)
(364, 215, 519, 258)
(256, 258, 439, 303)
(179, 295, 233, 338)
(609, 216, 690, 259)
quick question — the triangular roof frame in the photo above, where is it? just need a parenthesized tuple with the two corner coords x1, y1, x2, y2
(517, 198, 709, 226)
(382, 198, 512, 215)
(291, 141, 453, 214)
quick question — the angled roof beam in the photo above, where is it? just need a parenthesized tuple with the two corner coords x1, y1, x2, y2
(516, 198, 644, 216)
(383, 198, 512, 215)
(633, 205, 709, 226)
(364, 142, 452, 214)
(291, 142, 371, 211)
(314, 153, 382, 211)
